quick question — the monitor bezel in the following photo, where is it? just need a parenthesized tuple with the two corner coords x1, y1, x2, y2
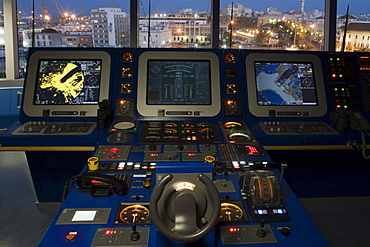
(22, 50, 111, 117)
(246, 53, 327, 117)
(137, 51, 221, 117)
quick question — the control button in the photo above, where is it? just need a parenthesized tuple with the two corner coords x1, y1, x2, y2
(66, 234, 75, 241)
(65, 232, 77, 241)
(143, 180, 152, 189)
(282, 228, 291, 236)
(204, 156, 215, 163)
(88, 157, 99, 171)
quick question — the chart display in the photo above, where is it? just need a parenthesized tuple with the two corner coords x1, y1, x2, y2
(255, 62, 318, 106)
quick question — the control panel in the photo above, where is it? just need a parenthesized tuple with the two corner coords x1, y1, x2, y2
(6, 48, 370, 247)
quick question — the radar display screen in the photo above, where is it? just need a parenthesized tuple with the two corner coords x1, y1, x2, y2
(34, 60, 102, 105)
(146, 60, 211, 105)
(255, 62, 318, 106)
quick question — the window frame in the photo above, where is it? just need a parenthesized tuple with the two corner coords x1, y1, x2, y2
(3, 0, 338, 80)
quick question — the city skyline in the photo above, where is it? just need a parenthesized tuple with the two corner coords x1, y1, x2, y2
(15, 0, 369, 18)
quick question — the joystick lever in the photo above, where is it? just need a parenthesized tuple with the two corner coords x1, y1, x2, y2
(149, 139, 157, 151)
(256, 221, 267, 238)
(130, 213, 140, 241)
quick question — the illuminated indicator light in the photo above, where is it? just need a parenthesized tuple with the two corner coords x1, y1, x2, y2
(134, 164, 141, 168)
(229, 227, 237, 233)
(192, 136, 197, 141)
(186, 129, 191, 133)
(127, 162, 134, 166)
(277, 209, 283, 214)
(342, 88, 345, 91)
(150, 153, 158, 157)
(334, 88, 338, 91)
(330, 58, 333, 61)
(91, 180, 103, 184)
(150, 166, 156, 169)
(229, 140, 236, 144)
(336, 105, 341, 108)
(337, 58, 340, 61)
(258, 209, 264, 215)
(142, 166, 148, 169)
(188, 153, 196, 157)
(173, 181, 196, 191)
(339, 74, 343, 78)
(105, 230, 114, 235)
(344, 105, 348, 109)
(117, 167, 124, 170)
(110, 128, 117, 131)
(332, 74, 336, 78)
(150, 163, 156, 166)
(262, 161, 269, 165)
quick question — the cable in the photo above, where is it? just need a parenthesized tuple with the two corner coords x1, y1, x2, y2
(360, 130, 370, 159)
(61, 175, 80, 202)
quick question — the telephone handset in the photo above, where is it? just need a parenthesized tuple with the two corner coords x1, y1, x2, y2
(347, 111, 370, 131)
(76, 172, 129, 197)
(330, 110, 370, 131)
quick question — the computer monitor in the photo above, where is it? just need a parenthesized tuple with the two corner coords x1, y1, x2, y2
(246, 53, 327, 117)
(22, 50, 111, 117)
(137, 51, 221, 117)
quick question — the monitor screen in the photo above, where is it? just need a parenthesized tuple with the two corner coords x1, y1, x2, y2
(137, 51, 221, 117)
(246, 53, 327, 117)
(255, 61, 318, 106)
(34, 59, 102, 105)
(146, 60, 211, 105)
(22, 50, 111, 118)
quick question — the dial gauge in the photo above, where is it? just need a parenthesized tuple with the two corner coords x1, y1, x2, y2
(122, 52, 133, 62)
(119, 205, 150, 224)
(224, 53, 236, 63)
(219, 203, 244, 222)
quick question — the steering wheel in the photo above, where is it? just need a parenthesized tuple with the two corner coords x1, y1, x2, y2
(149, 173, 220, 243)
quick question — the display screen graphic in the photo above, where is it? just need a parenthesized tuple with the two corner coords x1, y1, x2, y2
(34, 60, 102, 105)
(255, 62, 318, 106)
(146, 60, 211, 105)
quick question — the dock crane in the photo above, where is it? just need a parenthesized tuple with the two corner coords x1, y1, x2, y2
(41, 0, 49, 23)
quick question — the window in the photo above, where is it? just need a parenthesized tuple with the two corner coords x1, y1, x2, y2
(0, 0, 364, 80)
(221, 1, 325, 50)
(0, 0, 4, 78)
(139, 0, 211, 48)
(337, 0, 370, 52)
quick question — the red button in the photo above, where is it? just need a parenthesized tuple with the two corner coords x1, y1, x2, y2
(66, 234, 76, 241)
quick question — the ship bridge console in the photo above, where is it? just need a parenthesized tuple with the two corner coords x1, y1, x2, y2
(2, 47, 370, 246)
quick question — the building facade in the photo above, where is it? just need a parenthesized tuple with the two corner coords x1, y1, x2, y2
(340, 22, 370, 51)
(91, 7, 130, 47)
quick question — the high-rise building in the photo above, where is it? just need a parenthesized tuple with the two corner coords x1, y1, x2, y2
(91, 7, 130, 47)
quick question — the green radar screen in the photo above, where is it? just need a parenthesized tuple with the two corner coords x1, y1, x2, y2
(36, 62, 85, 104)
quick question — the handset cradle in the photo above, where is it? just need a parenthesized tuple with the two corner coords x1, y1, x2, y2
(76, 172, 129, 197)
